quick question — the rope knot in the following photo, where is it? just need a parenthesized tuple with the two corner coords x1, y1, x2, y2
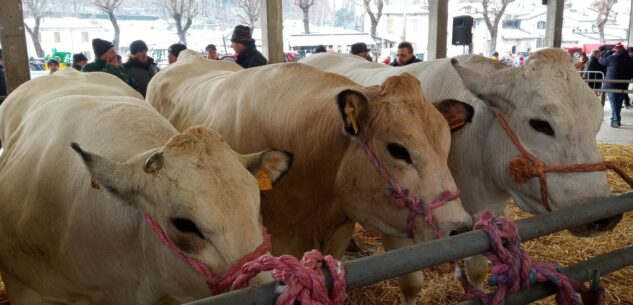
(509, 156, 545, 183)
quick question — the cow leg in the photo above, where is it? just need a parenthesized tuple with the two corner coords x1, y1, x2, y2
(463, 255, 488, 290)
(322, 220, 356, 258)
(381, 234, 421, 305)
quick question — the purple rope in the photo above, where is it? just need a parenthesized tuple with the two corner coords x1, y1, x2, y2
(460, 211, 604, 305)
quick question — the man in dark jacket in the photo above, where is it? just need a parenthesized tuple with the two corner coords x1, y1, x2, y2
(82, 38, 137, 90)
(350, 42, 372, 61)
(231, 25, 267, 69)
(584, 49, 606, 90)
(124, 40, 160, 97)
(390, 41, 421, 66)
(72, 53, 88, 71)
(599, 42, 633, 127)
(0, 49, 7, 97)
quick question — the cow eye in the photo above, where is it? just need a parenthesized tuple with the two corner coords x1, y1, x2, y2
(171, 217, 204, 239)
(529, 119, 555, 137)
(387, 143, 412, 163)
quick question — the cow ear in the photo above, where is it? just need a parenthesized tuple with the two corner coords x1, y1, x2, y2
(450, 58, 514, 113)
(243, 150, 293, 191)
(337, 89, 369, 136)
(435, 99, 474, 132)
(71, 143, 136, 197)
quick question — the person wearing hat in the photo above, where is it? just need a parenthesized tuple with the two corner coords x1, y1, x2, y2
(82, 38, 137, 89)
(167, 43, 187, 64)
(124, 40, 160, 97)
(205, 44, 219, 60)
(72, 53, 88, 71)
(599, 42, 633, 127)
(390, 41, 421, 66)
(0, 49, 7, 97)
(47, 58, 60, 75)
(313, 45, 327, 54)
(350, 42, 372, 61)
(231, 25, 267, 69)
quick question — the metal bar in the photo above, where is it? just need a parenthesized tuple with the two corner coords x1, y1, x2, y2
(591, 88, 633, 94)
(184, 193, 633, 305)
(581, 79, 633, 84)
(455, 245, 633, 305)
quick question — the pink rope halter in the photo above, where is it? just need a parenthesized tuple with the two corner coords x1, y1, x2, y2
(460, 211, 604, 305)
(357, 139, 460, 238)
(143, 214, 271, 294)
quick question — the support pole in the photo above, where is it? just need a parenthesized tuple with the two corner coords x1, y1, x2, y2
(0, 0, 31, 93)
(545, 0, 563, 48)
(260, 0, 284, 64)
(427, 0, 448, 60)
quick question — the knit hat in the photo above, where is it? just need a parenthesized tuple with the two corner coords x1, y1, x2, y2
(92, 38, 114, 58)
(73, 53, 87, 63)
(350, 42, 370, 55)
(168, 43, 187, 58)
(129, 40, 148, 54)
(231, 25, 253, 44)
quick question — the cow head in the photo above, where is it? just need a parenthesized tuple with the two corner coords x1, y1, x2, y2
(335, 73, 472, 242)
(451, 49, 621, 236)
(71, 126, 292, 279)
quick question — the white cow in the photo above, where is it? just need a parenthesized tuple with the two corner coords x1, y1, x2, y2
(0, 69, 291, 304)
(301, 49, 621, 301)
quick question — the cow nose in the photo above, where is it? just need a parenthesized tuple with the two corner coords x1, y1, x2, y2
(588, 214, 623, 232)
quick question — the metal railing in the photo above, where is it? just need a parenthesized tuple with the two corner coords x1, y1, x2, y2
(184, 192, 633, 305)
(579, 70, 633, 94)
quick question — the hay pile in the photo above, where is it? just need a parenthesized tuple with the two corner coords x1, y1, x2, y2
(344, 143, 633, 305)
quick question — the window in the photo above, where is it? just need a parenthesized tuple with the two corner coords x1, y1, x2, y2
(387, 17, 395, 33)
(537, 21, 545, 29)
(409, 17, 418, 32)
(502, 19, 521, 29)
(536, 37, 545, 48)
(54, 32, 61, 43)
(81, 32, 89, 42)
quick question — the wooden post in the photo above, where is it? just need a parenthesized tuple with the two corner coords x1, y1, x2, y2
(427, 0, 448, 60)
(545, 0, 563, 48)
(260, 0, 284, 64)
(0, 0, 31, 93)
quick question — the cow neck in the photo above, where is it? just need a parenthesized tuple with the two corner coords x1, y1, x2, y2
(495, 112, 633, 212)
(354, 135, 460, 238)
(143, 214, 271, 295)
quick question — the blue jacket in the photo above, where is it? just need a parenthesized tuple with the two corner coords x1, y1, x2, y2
(598, 49, 633, 89)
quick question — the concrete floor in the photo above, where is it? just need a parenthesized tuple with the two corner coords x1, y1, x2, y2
(597, 99, 633, 144)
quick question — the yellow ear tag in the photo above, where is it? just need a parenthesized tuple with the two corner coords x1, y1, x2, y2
(256, 170, 273, 191)
(348, 107, 359, 135)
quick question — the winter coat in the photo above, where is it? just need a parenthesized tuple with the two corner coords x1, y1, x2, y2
(390, 56, 421, 67)
(598, 49, 633, 90)
(235, 43, 268, 69)
(82, 58, 138, 90)
(583, 56, 606, 90)
(123, 57, 160, 97)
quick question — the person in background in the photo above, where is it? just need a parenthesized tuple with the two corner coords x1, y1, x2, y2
(72, 53, 88, 71)
(491, 51, 500, 61)
(0, 49, 7, 97)
(599, 42, 633, 128)
(205, 44, 219, 60)
(116, 55, 123, 65)
(82, 38, 136, 89)
(390, 41, 421, 66)
(231, 25, 267, 69)
(575, 52, 588, 71)
(124, 40, 160, 97)
(167, 43, 187, 64)
(47, 58, 60, 74)
(623, 47, 633, 109)
(584, 49, 606, 100)
(350, 42, 372, 61)
(313, 45, 327, 53)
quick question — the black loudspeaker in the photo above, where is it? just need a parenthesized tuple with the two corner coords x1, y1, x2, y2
(452, 15, 473, 46)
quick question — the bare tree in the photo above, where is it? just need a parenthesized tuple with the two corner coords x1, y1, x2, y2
(480, 0, 515, 53)
(362, 0, 383, 38)
(164, 0, 200, 45)
(295, 0, 315, 33)
(91, 0, 123, 50)
(591, 0, 618, 43)
(237, 0, 259, 31)
(23, 0, 50, 58)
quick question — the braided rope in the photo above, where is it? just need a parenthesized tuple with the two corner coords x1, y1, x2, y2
(496, 112, 633, 211)
(460, 211, 604, 305)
